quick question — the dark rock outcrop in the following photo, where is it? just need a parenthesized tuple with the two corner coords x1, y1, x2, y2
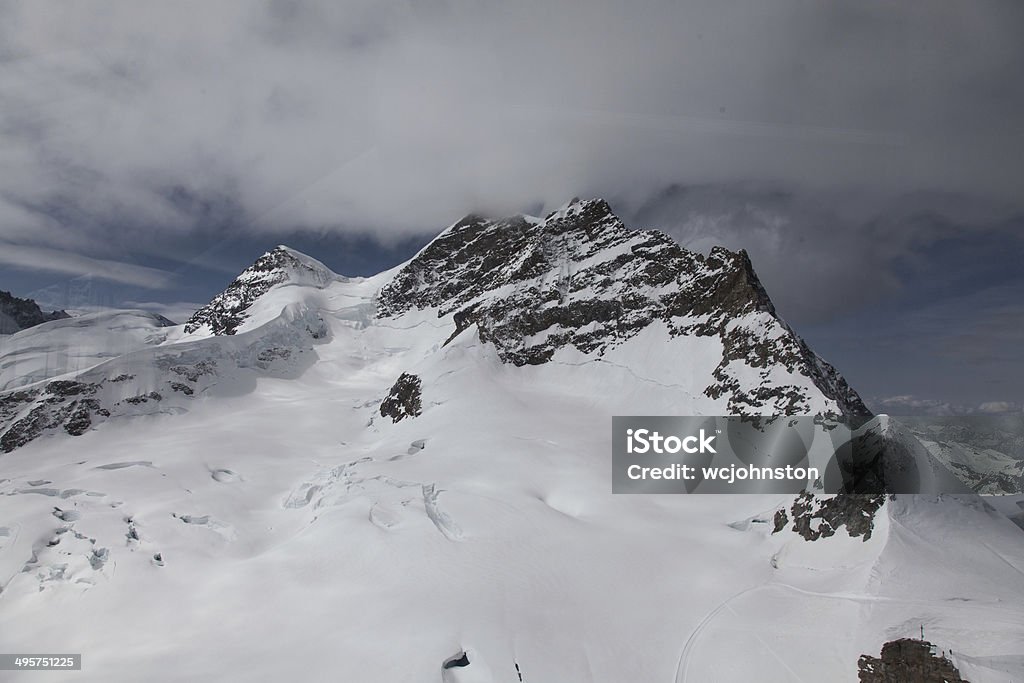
(823, 416, 971, 496)
(858, 639, 968, 682)
(0, 380, 109, 453)
(123, 392, 162, 405)
(772, 508, 789, 533)
(380, 373, 422, 423)
(774, 491, 885, 541)
(0, 290, 70, 334)
(442, 651, 470, 669)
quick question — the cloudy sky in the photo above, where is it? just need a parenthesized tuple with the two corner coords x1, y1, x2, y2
(1, 0, 1022, 412)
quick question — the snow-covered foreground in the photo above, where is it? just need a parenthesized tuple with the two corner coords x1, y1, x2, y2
(2, 206, 1023, 681)
(0, 285, 1019, 681)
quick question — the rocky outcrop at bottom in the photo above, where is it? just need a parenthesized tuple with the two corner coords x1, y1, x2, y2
(380, 373, 422, 423)
(858, 639, 969, 682)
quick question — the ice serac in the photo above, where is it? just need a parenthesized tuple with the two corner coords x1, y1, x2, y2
(184, 245, 340, 336)
(0, 310, 176, 391)
(378, 198, 870, 419)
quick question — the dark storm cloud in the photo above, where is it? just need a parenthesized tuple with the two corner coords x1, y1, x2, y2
(785, 275, 1024, 407)
(625, 184, 1024, 323)
(1, 0, 1022, 267)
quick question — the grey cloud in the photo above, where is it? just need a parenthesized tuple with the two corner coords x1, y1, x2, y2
(793, 280, 1024, 407)
(0, 0, 1022, 247)
(934, 302, 1024, 368)
(624, 184, 1024, 324)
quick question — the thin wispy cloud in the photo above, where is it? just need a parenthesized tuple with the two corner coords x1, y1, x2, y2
(0, 243, 174, 289)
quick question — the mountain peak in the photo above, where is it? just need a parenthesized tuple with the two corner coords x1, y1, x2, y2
(378, 198, 870, 418)
(0, 290, 70, 334)
(543, 196, 615, 224)
(238, 245, 337, 284)
(184, 245, 340, 336)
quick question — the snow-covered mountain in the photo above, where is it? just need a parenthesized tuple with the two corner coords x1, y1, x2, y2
(0, 199, 1021, 682)
(183, 246, 341, 337)
(900, 415, 1024, 495)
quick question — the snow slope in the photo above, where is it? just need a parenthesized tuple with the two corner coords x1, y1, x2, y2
(0, 201, 1021, 682)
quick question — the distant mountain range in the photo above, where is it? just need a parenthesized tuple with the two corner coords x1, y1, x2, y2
(0, 290, 70, 334)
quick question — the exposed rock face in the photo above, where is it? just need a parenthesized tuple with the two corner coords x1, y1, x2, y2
(184, 246, 338, 336)
(380, 373, 422, 423)
(0, 381, 109, 453)
(378, 198, 870, 419)
(772, 508, 789, 533)
(774, 491, 885, 541)
(0, 290, 69, 334)
(442, 651, 470, 669)
(858, 639, 969, 682)
(123, 392, 162, 405)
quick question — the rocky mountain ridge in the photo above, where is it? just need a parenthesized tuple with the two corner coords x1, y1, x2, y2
(0, 290, 70, 334)
(379, 198, 870, 418)
(0, 197, 871, 453)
